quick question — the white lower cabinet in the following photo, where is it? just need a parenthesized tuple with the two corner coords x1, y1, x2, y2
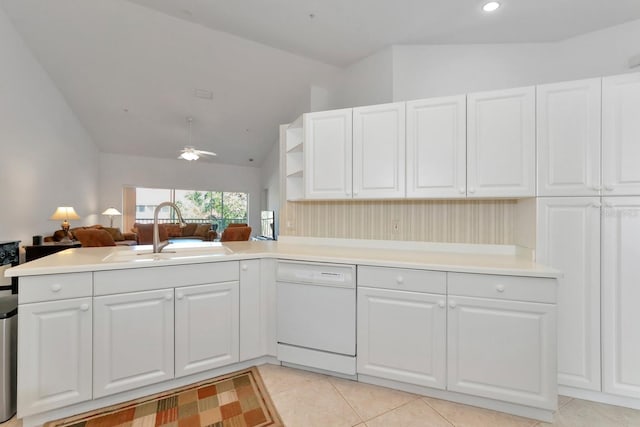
(447, 295, 556, 409)
(93, 289, 175, 398)
(357, 287, 447, 389)
(18, 298, 92, 417)
(175, 282, 239, 377)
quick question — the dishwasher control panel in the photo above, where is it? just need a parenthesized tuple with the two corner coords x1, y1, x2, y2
(276, 260, 355, 288)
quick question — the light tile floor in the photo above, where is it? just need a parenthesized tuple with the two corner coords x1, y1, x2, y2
(3, 365, 640, 427)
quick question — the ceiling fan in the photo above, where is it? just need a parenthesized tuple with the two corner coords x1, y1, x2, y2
(178, 117, 217, 161)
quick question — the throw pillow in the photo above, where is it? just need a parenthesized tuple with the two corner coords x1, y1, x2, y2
(52, 229, 68, 242)
(164, 224, 183, 237)
(103, 227, 125, 241)
(193, 224, 211, 237)
(135, 224, 168, 245)
(182, 223, 197, 236)
(74, 229, 116, 247)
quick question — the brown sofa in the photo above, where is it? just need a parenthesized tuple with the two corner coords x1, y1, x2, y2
(45, 225, 137, 246)
(132, 223, 218, 245)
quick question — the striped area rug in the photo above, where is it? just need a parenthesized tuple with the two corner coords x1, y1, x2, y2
(45, 367, 282, 427)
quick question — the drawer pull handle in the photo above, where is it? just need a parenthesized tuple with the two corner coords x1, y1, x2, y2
(604, 185, 614, 191)
(593, 185, 602, 191)
(496, 284, 505, 292)
(396, 276, 404, 284)
(80, 304, 89, 311)
(51, 284, 62, 292)
(176, 292, 184, 300)
(438, 301, 445, 308)
(241, 264, 248, 271)
(449, 301, 457, 309)
(165, 293, 173, 301)
(592, 203, 601, 208)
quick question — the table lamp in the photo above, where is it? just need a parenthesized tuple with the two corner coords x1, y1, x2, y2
(101, 207, 122, 227)
(50, 206, 80, 242)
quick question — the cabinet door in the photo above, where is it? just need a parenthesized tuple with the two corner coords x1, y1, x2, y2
(447, 296, 556, 410)
(175, 282, 239, 377)
(18, 298, 92, 417)
(602, 72, 640, 195)
(467, 86, 535, 198)
(357, 287, 446, 389)
(304, 108, 353, 199)
(536, 197, 601, 390)
(353, 102, 405, 199)
(537, 79, 602, 196)
(602, 197, 640, 398)
(406, 96, 466, 198)
(93, 289, 174, 398)
(240, 260, 262, 361)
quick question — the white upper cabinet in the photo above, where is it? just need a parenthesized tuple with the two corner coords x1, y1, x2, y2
(353, 102, 406, 199)
(602, 197, 640, 398)
(406, 95, 466, 198)
(602, 72, 640, 196)
(537, 79, 602, 196)
(467, 86, 536, 198)
(536, 197, 601, 391)
(304, 108, 353, 199)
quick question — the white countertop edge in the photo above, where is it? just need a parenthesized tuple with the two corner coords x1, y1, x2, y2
(5, 242, 560, 279)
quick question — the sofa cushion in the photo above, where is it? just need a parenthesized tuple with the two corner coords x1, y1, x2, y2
(164, 224, 183, 237)
(182, 223, 198, 236)
(193, 224, 211, 238)
(134, 223, 168, 245)
(103, 227, 125, 241)
(75, 229, 116, 247)
(220, 226, 252, 242)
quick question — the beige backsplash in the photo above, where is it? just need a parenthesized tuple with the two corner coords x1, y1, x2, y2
(280, 199, 517, 245)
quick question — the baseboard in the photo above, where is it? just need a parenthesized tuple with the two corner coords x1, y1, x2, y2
(558, 386, 640, 410)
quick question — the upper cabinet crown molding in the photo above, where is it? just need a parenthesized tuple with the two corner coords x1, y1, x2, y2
(602, 73, 640, 196)
(353, 102, 406, 199)
(537, 78, 602, 197)
(467, 86, 536, 198)
(406, 95, 466, 198)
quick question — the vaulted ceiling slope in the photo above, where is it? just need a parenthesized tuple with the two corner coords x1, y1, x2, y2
(0, 0, 340, 167)
(129, 0, 640, 66)
(2, 0, 640, 167)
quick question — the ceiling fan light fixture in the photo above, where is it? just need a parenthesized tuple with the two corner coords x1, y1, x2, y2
(482, 1, 500, 12)
(180, 150, 199, 161)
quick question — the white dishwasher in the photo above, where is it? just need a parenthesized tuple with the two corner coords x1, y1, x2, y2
(276, 260, 356, 375)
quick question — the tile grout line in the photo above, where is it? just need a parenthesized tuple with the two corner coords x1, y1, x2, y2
(325, 377, 366, 425)
(420, 397, 457, 427)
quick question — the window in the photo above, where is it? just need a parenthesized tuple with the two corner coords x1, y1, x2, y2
(130, 187, 248, 232)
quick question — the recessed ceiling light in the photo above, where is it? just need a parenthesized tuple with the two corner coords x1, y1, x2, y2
(482, 1, 501, 12)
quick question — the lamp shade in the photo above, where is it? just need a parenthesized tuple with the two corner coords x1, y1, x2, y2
(101, 207, 122, 216)
(50, 207, 80, 221)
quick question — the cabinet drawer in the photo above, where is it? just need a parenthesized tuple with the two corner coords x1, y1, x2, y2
(19, 272, 92, 304)
(358, 266, 446, 294)
(448, 272, 556, 304)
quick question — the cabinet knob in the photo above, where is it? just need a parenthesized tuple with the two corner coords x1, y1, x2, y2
(165, 293, 173, 301)
(353, 191, 358, 196)
(593, 185, 602, 191)
(592, 203, 602, 208)
(604, 185, 614, 191)
(449, 301, 457, 309)
(80, 304, 89, 311)
(459, 187, 465, 194)
(241, 264, 248, 271)
(176, 292, 184, 300)
(468, 187, 476, 194)
(438, 301, 445, 308)
(496, 284, 505, 293)
(51, 284, 62, 292)
(346, 192, 350, 196)
(396, 276, 404, 284)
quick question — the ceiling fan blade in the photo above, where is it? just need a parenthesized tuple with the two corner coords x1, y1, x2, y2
(195, 149, 217, 156)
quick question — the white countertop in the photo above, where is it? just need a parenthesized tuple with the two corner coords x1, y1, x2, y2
(5, 239, 560, 278)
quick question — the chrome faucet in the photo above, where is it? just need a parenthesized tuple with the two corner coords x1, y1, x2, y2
(153, 202, 186, 253)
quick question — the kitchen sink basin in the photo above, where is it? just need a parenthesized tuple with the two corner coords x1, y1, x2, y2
(103, 243, 233, 263)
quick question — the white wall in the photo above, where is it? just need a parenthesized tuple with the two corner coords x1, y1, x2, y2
(259, 141, 280, 237)
(98, 153, 263, 233)
(336, 47, 394, 108)
(0, 7, 99, 246)
(393, 18, 640, 101)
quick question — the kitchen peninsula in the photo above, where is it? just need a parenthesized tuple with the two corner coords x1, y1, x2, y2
(6, 239, 559, 426)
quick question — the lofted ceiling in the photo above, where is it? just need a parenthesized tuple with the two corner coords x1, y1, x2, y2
(2, 0, 640, 167)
